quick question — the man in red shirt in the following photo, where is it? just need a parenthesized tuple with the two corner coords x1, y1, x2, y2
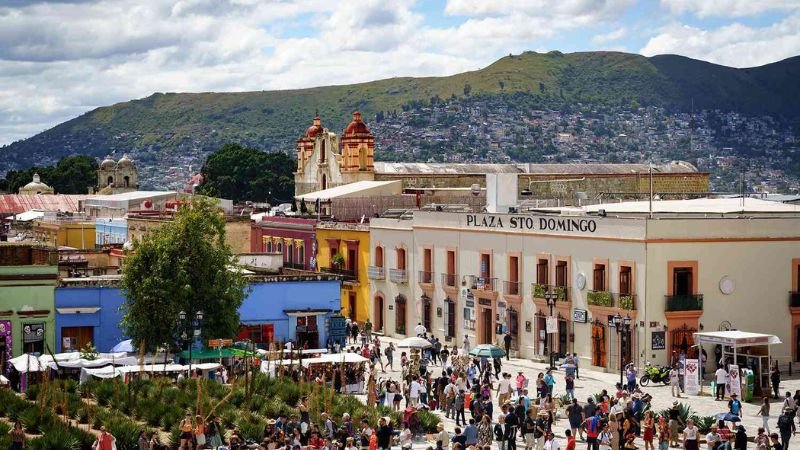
(565, 429, 577, 450)
(308, 431, 325, 450)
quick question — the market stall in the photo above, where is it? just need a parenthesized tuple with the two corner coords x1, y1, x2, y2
(693, 330, 781, 396)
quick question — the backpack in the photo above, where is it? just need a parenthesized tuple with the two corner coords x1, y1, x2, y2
(778, 414, 792, 433)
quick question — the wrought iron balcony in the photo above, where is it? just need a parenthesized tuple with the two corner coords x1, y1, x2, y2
(616, 293, 637, 311)
(790, 291, 800, 308)
(441, 273, 458, 288)
(467, 275, 497, 291)
(319, 266, 358, 281)
(389, 268, 408, 283)
(665, 294, 703, 312)
(532, 283, 569, 301)
(367, 266, 385, 280)
(503, 280, 521, 296)
(418, 270, 435, 285)
(587, 290, 613, 307)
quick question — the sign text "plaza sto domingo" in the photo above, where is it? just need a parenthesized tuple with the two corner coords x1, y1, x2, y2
(465, 214, 598, 233)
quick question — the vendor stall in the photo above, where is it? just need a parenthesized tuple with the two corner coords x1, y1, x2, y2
(693, 330, 781, 395)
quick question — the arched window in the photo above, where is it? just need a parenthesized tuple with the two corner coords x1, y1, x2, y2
(266, 241, 272, 252)
(321, 173, 327, 190)
(395, 295, 407, 335)
(123, 175, 130, 187)
(375, 246, 384, 268)
(359, 147, 367, 170)
(107, 176, 114, 186)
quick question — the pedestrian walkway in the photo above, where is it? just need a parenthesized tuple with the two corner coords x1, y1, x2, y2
(354, 334, 800, 448)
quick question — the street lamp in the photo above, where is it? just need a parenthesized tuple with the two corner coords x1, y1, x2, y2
(612, 313, 633, 386)
(544, 290, 557, 369)
(178, 310, 204, 376)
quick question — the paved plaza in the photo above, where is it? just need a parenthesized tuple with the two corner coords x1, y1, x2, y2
(356, 335, 800, 448)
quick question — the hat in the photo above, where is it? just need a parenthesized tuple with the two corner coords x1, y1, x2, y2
(731, 393, 738, 397)
(267, 419, 276, 425)
(673, 401, 679, 406)
(437, 423, 445, 431)
(381, 416, 391, 425)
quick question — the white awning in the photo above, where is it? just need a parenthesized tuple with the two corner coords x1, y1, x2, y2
(56, 307, 101, 314)
(693, 331, 782, 348)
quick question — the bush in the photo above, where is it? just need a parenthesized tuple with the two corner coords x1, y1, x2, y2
(107, 418, 142, 450)
(28, 426, 80, 450)
(416, 409, 441, 433)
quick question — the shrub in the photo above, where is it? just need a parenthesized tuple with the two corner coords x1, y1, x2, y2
(416, 409, 441, 433)
(107, 418, 142, 450)
(28, 426, 80, 450)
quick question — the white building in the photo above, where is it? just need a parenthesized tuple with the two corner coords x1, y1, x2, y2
(368, 197, 800, 380)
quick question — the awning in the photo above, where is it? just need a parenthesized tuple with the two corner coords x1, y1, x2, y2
(284, 309, 331, 316)
(56, 307, 101, 314)
(692, 331, 782, 348)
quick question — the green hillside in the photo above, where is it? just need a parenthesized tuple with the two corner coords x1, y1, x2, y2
(1, 51, 798, 171)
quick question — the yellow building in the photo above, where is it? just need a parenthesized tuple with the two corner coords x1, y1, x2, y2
(315, 222, 370, 323)
(33, 213, 95, 249)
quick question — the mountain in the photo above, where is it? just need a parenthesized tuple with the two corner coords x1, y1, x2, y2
(2, 51, 799, 176)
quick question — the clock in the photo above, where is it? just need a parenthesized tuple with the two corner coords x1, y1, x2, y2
(719, 276, 735, 295)
(576, 273, 586, 290)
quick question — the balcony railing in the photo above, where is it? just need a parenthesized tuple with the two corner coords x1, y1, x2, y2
(503, 280, 521, 296)
(532, 283, 570, 301)
(367, 266, 385, 280)
(441, 273, 458, 288)
(319, 266, 358, 281)
(790, 291, 800, 308)
(665, 294, 703, 312)
(389, 268, 408, 283)
(418, 270, 434, 285)
(587, 290, 613, 307)
(467, 275, 497, 291)
(284, 262, 306, 270)
(616, 293, 637, 311)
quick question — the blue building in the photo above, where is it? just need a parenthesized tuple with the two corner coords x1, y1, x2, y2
(55, 274, 342, 352)
(95, 218, 127, 247)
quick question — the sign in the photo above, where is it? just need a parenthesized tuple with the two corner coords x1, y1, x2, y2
(208, 339, 233, 348)
(479, 299, 491, 306)
(728, 364, 741, 398)
(684, 358, 700, 395)
(465, 214, 598, 234)
(63, 337, 73, 350)
(546, 317, 558, 334)
(388, 305, 393, 310)
(23, 323, 44, 343)
(651, 331, 666, 350)
(572, 309, 587, 323)
(465, 300, 475, 308)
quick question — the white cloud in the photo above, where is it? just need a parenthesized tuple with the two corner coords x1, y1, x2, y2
(640, 13, 800, 67)
(591, 27, 628, 45)
(660, 0, 800, 18)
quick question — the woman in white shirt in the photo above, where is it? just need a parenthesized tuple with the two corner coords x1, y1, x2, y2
(683, 419, 699, 450)
(399, 424, 413, 450)
(544, 431, 560, 450)
(599, 422, 614, 450)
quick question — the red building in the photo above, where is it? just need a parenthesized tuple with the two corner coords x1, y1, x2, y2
(250, 217, 318, 270)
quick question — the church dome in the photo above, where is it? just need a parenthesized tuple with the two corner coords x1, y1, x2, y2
(100, 156, 116, 170)
(21, 173, 53, 194)
(343, 111, 370, 136)
(306, 117, 324, 138)
(116, 154, 134, 168)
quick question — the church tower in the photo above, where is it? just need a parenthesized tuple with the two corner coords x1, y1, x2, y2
(340, 112, 374, 173)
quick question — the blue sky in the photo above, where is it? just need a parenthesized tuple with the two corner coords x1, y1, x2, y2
(0, 0, 799, 146)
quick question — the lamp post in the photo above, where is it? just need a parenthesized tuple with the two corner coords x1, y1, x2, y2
(545, 290, 557, 369)
(178, 310, 204, 376)
(612, 313, 632, 387)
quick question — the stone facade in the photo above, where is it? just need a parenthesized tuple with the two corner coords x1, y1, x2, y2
(96, 154, 138, 194)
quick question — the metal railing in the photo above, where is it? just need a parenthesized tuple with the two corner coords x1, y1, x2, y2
(389, 268, 408, 283)
(467, 275, 497, 291)
(503, 280, 520, 296)
(367, 266, 385, 280)
(319, 266, 358, 281)
(532, 283, 570, 301)
(441, 273, 458, 288)
(665, 294, 703, 311)
(418, 270, 435, 284)
(616, 293, 637, 311)
(587, 290, 613, 307)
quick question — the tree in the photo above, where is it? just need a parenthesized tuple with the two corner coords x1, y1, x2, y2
(120, 197, 248, 352)
(196, 143, 295, 203)
(1, 155, 97, 194)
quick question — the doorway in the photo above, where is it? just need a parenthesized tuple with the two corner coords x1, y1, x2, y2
(558, 318, 568, 358)
(62, 326, 94, 352)
(296, 316, 319, 348)
(480, 308, 493, 344)
(422, 297, 432, 332)
(375, 296, 384, 332)
(348, 292, 356, 321)
(591, 321, 607, 367)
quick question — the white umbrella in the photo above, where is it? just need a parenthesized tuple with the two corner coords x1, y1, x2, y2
(396, 337, 433, 349)
(111, 339, 134, 353)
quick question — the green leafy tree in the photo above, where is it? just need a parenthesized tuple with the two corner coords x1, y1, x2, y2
(196, 143, 295, 203)
(120, 197, 248, 352)
(1, 155, 96, 194)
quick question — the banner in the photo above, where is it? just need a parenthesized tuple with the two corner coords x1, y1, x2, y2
(546, 317, 558, 334)
(727, 364, 741, 398)
(684, 358, 700, 395)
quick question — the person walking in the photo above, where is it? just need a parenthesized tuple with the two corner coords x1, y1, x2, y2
(573, 353, 580, 379)
(504, 331, 513, 360)
(385, 343, 395, 371)
(478, 414, 493, 448)
(567, 399, 584, 442)
(777, 407, 795, 450)
(463, 335, 471, 353)
(758, 397, 771, 434)
(95, 426, 117, 450)
(505, 405, 519, 450)
(683, 418, 699, 450)
(670, 365, 681, 398)
(772, 361, 782, 400)
(454, 389, 467, 427)
(715, 366, 728, 401)
(544, 369, 555, 396)
(728, 393, 743, 418)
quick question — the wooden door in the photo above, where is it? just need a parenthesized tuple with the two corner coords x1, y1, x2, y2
(62, 326, 93, 351)
(592, 322, 607, 367)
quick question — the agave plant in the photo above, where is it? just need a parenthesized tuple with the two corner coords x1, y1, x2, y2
(28, 427, 80, 450)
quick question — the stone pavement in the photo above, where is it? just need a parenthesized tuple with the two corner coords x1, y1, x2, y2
(351, 334, 800, 448)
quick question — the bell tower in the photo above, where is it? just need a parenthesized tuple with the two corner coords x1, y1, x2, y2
(340, 112, 374, 173)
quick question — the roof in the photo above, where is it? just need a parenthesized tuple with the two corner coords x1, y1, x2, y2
(374, 162, 522, 175)
(693, 331, 782, 347)
(0, 194, 89, 215)
(576, 197, 800, 215)
(295, 180, 402, 201)
(373, 161, 699, 176)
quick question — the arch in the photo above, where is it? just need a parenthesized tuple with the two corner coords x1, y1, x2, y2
(374, 293, 385, 333)
(374, 246, 384, 267)
(395, 294, 407, 335)
(123, 175, 130, 187)
(107, 175, 114, 186)
(358, 146, 367, 170)
(321, 173, 327, 190)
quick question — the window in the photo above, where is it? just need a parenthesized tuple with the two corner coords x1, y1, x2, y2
(396, 248, 406, 270)
(23, 323, 45, 355)
(480, 253, 491, 278)
(286, 242, 294, 264)
(375, 246, 384, 268)
(422, 248, 433, 283)
(556, 261, 567, 287)
(508, 255, 520, 295)
(444, 298, 456, 338)
(396, 296, 407, 334)
(673, 268, 693, 295)
(320, 139, 326, 163)
(593, 263, 606, 291)
(265, 240, 272, 253)
(298, 245, 305, 268)
(445, 250, 456, 286)
(620, 266, 632, 295)
(238, 324, 274, 346)
(347, 248, 357, 274)
(537, 258, 549, 284)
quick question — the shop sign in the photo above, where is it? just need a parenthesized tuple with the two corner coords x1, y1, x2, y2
(23, 323, 44, 343)
(572, 309, 587, 323)
(478, 299, 491, 306)
(546, 317, 558, 334)
(684, 359, 700, 395)
(651, 331, 666, 350)
(465, 214, 598, 233)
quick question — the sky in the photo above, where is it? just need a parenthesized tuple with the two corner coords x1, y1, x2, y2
(1, 0, 799, 147)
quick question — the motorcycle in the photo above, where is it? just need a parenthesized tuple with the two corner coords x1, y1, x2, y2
(639, 361, 670, 386)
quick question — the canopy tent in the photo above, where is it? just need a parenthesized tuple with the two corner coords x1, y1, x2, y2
(396, 337, 432, 349)
(9, 352, 130, 373)
(178, 347, 254, 360)
(693, 330, 782, 389)
(302, 353, 369, 366)
(80, 362, 221, 383)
